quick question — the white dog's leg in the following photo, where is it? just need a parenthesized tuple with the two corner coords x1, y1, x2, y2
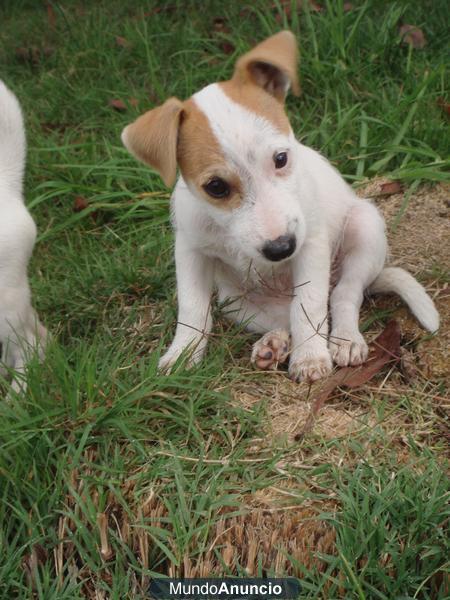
(159, 235, 214, 371)
(0, 202, 47, 394)
(330, 203, 386, 366)
(289, 231, 332, 382)
(1, 306, 47, 396)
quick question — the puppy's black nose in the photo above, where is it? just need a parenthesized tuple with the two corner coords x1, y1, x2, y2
(262, 234, 296, 262)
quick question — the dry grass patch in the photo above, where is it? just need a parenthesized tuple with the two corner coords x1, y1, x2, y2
(49, 453, 336, 598)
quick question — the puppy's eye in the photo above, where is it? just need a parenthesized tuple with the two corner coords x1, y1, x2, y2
(203, 177, 230, 199)
(274, 151, 288, 169)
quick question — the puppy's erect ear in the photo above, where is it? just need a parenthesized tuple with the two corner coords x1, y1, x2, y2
(121, 97, 183, 187)
(233, 31, 300, 102)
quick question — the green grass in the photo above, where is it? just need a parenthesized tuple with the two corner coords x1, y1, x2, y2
(0, 0, 449, 597)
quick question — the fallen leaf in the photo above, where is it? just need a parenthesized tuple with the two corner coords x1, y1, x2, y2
(365, 180, 405, 198)
(309, 1, 324, 12)
(437, 97, 450, 117)
(379, 181, 404, 196)
(399, 24, 426, 49)
(296, 320, 402, 439)
(46, 2, 56, 29)
(115, 36, 130, 48)
(73, 196, 88, 212)
(15, 46, 54, 65)
(108, 99, 127, 112)
(220, 42, 235, 55)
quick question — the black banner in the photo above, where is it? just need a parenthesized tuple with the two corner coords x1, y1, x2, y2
(148, 578, 301, 599)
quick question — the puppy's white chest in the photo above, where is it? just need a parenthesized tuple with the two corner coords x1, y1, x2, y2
(216, 258, 294, 302)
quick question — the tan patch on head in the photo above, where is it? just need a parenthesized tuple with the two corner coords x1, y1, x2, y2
(219, 80, 291, 135)
(177, 98, 243, 210)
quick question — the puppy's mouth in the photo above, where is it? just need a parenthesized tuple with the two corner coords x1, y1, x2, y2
(260, 234, 297, 262)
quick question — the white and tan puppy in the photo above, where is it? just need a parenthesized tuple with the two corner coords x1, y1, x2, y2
(0, 80, 46, 393)
(122, 31, 439, 382)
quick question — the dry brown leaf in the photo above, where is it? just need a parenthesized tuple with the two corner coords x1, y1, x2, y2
(108, 98, 127, 112)
(399, 24, 426, 49)
(296, 320, 402, 438)
(15, 46, 54, 65)
(115, 36, 130, 48)
(310, 1, 324, 12)
(46, 2, 56, 29)
(437, 97, 450, 117)
(221, 42, 235, 55)
(379, 181, 404, 196)
(73, 196, 88, 212)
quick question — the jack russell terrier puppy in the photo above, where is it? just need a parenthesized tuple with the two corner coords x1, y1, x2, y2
(121, 31, 439, 382)
(0, 80, 46, 394)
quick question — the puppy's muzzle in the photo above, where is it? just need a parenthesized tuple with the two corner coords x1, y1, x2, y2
(262, 234, 296, 262)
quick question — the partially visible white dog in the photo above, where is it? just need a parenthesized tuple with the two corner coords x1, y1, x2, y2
(122, 31, 439, 382)
(0, 80, 46, 393)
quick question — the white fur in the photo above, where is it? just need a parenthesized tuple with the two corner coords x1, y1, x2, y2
(160, 83, 439, 380)
(0, 80, 46, 394)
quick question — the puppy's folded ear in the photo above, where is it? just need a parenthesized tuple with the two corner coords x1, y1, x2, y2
(121, 97, 183, 187)
(233, 30, 300, 102)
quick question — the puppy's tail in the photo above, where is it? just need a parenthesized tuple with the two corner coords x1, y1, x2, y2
(0, 79, 26, 194)
(369, 267, 439, 332)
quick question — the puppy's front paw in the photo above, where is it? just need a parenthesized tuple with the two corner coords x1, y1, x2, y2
(289, 348, 332, 383)
(251, 329, 290, 371)
(158, 338, 205, 373)
(330, 331, 368, 367)
(158, 347, 182, 373)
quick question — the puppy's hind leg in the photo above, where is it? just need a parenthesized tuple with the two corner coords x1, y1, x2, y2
(330, 203, 387, 367)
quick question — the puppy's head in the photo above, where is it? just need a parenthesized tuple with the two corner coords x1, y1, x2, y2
(122, 31, 304, 264)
